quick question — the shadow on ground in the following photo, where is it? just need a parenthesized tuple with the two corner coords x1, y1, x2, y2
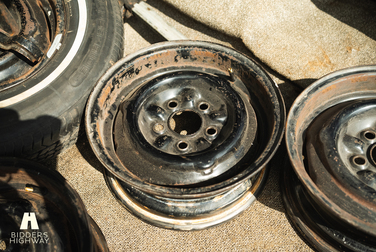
(0, 109, 62, 250)
(75, 133, 106, 175)
(311, 0, 376, 42)
(0, 108, 99, 251)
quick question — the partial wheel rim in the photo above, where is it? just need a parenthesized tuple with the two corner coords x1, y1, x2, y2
(284, 65, 376, 250)
(0, 157, 108, 251)
(0, 0, 64, 91)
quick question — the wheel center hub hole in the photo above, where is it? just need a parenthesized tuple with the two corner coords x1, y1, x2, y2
(169, 111, 202, 135)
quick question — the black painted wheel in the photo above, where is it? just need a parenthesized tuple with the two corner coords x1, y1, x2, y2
(0, 157, 108, 251)
(86, 41, 285, 229)
(0, 0, 123, 160)
(114, 70, 258, 186)
(284, 66, 376, 251)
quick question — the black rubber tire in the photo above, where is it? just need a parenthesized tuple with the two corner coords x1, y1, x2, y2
(0, 0, 124, 160)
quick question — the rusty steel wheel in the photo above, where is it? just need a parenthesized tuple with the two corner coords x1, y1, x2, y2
(0, 157, 108, 252)
(86, 41, 285, 230)
(284, 66, 376, 251)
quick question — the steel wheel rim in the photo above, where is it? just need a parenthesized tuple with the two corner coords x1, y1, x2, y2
(285, 65, 376, 244)
(0, 0, 65, 91)
(0, 157, 107, 251)
(113, 69, 258, 186)
(86, 40, 285, 198)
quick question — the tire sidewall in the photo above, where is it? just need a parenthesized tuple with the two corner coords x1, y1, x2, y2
(0, 0, 123, 157)
(0, 0, 119, 119)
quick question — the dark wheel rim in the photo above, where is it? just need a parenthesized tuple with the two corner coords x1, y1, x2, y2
(0, 0, 64, 91)
(282, 161, 376, 252)
(86, 41, 285, 228)
(114, 70, 258, 186)
(284, 65, 376, 250)
(0, 157, 108, 251)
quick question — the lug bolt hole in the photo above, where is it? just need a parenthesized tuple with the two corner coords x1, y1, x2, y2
(153, 123, 164, 133)
(364, 131, 376, 141)
(168, 100, 178, 109)
(199, 102, 209, 111)
(178, 141, 188, 151)
(353, 156, 367, 166)
(206, 127, 217, 136)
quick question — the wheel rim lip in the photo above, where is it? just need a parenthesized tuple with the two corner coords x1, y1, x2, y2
(285, 65, 376, 236)
(85, 40, 286, 197)
(281, 160, 376, 251)
(104, 166, 269, 230)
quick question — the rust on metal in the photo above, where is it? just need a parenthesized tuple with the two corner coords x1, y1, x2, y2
(86, 41, 285, 229)
(0, 0, 51, 63)
(0, 0, 63, 91)
(285, 66, 376, 251)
